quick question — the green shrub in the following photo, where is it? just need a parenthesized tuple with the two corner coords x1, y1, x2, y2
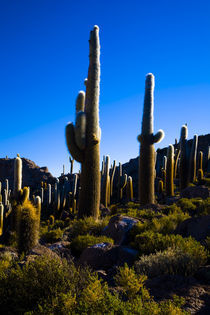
(176, 198, 210, 216)
(70, 234, 114, 256)
(110, 203, 160, 220)
(135, 244, 207, 277)
(162, 204, 183, 215)
(70, 217, 109, 239)
(177, 198, 196, 213)
(42, 228, 63, 243)
(114, 263, 148, 298)
(131, 212, 190, 240)
(0, 254, 94, 314)
(133, 231, 206, 257)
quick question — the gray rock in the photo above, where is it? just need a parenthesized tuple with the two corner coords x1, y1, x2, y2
(79, 242, 138, 270)
(175, 215, 210, 241)
(102, 215, 139, 245)
(180, 185, 209, 199)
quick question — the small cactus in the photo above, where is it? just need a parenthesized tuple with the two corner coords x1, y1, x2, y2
(188, 134, 198, 183)
(110, 160, 116, 197)
(166, 144, 174, 197)
(158, 180, 164, 196)
(138, 73, 164, 205)
(174, 148, 180, 179)
(17, 200, 40, 254)
(126, 176, 133, 201)
(179, 125, 190, 190)
(101, 156, 110, 207)
(0, 203, 4, 236)
(117, 163, 127, 202)
(198, 151, 203, 172)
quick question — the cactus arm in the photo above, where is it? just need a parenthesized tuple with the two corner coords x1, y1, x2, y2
(75, 111, 86, 150)
(120, 174, 127, 189)
(76, 91, 85, 113)
(65, 123, 84, 163)
(153, 129, 165, 144)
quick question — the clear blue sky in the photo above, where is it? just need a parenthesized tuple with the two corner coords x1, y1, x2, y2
(0, 0, 209, 177)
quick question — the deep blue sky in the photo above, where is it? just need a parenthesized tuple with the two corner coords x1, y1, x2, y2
(0, 0, 209, 176)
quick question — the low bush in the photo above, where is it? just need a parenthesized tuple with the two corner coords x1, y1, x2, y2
(114, 263, 148, 299)
(177, 198, 197, 213)
(135, 245, 207, 277)
(42, 228, 63, 243)
(69, 217, 109, 239)
(132, 231, 206, 257)
(70, 234, 114, 256)
(130, 212, 190, 240)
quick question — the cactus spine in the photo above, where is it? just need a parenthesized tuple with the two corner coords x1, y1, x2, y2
(138, 74, 164, 205)
(188, 134, 198, 183)
(65, 26, 101, 219)
(166, 144, 174, 196)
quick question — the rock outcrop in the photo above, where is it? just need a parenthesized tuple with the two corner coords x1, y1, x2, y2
(0, 157, 56, 194)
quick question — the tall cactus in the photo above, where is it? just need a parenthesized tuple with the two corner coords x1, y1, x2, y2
(13, 156, 22, 197)
(188, 134, 198, 183)
(166, 144, 174, 196)
(66, 26, 101, 219)
(138, 73, 164, 205)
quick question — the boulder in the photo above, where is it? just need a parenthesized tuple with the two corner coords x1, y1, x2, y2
(48, 241, 73, 262)
(102, 215, 139, 245)
(180, 185, 209, 199)
(175, 215, 210, 241)
(79, 242, 138, 270)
